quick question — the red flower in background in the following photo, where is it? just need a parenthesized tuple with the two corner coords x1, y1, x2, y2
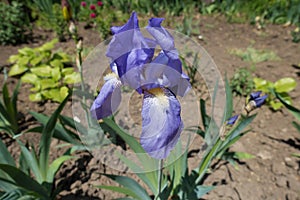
(90, 13, 96, 18)
(81, 1, 86, 7)
(90, 4, 96, 10)
(97, 1, 103, 6)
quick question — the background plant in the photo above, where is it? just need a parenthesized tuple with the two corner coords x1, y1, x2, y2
(230, 68, 255, 96)
(0, 1, 31, 45)
(30, 0, 68, 41)
(8, 39, 80, 102)
(230, 47, 280, 65)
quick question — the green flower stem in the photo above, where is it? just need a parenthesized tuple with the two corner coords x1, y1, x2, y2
(196, 137, 222, 183)
(155, 159, 164, 200)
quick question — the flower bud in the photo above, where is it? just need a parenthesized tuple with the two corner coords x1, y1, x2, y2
(69, 21, 76, 35)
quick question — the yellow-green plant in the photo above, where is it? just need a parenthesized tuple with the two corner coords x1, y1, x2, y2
(254, 77, 297, 110)
(8, 39, 80, 102)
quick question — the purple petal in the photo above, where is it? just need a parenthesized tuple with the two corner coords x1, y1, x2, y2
(250, 91, 262, 100)
(140, 88, 183, 159)
(147, 18, 177, 59)
(90, 75, 121, 120)
(227, 115, 239, 125)
(254, 94, 268, 107)
(140, 52, 191, 96)
(106, 12, 155, 82)
(146, 18, 182, 73)
(110, 12, 139, 35)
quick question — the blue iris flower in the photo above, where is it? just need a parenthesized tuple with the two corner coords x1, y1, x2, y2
(90, 12, 191, 159)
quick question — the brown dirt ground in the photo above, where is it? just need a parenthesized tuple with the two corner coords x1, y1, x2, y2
(0, 14, 300, 200)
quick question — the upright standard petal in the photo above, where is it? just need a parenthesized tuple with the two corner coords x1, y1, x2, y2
(140, 88, 183, 159)
(106, 12, 155, 81)
(146, 18, 181, 72)
(90, 74, 122, 120)
(110, 12, 139, 35)
(141, 51, 191, 96)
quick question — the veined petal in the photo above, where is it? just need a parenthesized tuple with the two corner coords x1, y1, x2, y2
(90, 74, 122, 120)
(110, 12, 139, 35)
(146, 18, 182, 74)
(140, 88, 183, 159)
(141, 52, 191, 96)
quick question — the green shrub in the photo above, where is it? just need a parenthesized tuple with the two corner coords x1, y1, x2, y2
(0, 1, 30, 45)
(230, 68, 255, 96)
(31, 1, 68, 41)
(8, 39, 80, 102)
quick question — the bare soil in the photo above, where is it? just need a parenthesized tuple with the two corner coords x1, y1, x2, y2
(0, 14, 300, 200)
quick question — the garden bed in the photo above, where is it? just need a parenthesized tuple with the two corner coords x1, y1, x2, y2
(0, 14, 299, 199)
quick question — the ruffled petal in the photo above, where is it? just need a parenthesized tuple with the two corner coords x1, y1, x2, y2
(141, 52, 191, 96)
(106, 12, 155, 82)
(90, 75, 122, 120)
(146, 18, 182, 73)
(110, 12, 139, 35)
(140, 88, 183, 159)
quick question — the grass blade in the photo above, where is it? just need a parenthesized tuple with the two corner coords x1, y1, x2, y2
(46, 155, 74, 183)
(224, 76, 233, 120)
(0, 164, 49, 199)
(39, 92, 71, 179)
(29, 111, 81, 145)
(0, 140, 15, 166)
(18, 141, 43, 183)
(103, 174, 151, 200)
(96, 185, 141, 199)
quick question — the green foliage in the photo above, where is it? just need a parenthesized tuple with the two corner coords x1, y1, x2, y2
(31, 1, 68, 41)
(105, 0, 197, 16)
(0, 94, 74, 199)
(196, 78, 256, 177)
(230, 68, 255, 96)
(275, 91, 300, 158)
(181, 52, 199, 86)
(0, 1, 30, 45)
(275, 92, 300, 133)
(8, 39, 80, 102)
(254, 77, 297, 110)
(0, 81, 21, 136)
(176, 15, 200, 36)
(198, 0, 300, 25)
(291, 27, 300, 43)
(230, 47, 280, 64)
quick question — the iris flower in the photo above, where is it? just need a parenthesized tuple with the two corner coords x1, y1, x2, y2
(90, 12, 191, 159)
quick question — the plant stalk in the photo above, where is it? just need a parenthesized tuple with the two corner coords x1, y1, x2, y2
(155, 159, 164, 200)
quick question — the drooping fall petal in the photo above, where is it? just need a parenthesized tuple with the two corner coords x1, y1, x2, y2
(90, 74, 121, 120)
(140, 88, 183, 159)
